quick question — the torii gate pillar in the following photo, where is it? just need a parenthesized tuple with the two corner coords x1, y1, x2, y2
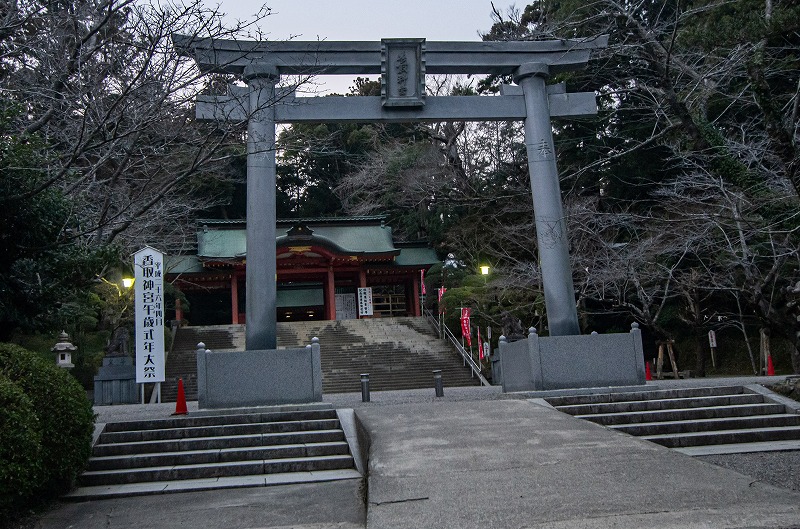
(243, 64, 278, 350)
(515, 63, 580, 336)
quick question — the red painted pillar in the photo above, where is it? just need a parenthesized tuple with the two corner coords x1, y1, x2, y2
(175, 298, 183, 322)
(411, 271, 421, 317)
(325, 267, 336, 320)
(231, 274, 239, 324)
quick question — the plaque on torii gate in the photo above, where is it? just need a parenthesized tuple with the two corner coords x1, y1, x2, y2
(174, 34, 645, 404)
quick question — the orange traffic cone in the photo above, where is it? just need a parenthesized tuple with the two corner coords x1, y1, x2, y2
(173, 378, 188, 415)
(767, 355, 776, 376)
(645, 361, 652, 381)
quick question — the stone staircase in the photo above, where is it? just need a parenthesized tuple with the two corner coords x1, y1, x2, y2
(68, 406, 359, 499)
(546, 385, 800, 455)
(281, 318, 479, 394)
(162, 317, 479, 401)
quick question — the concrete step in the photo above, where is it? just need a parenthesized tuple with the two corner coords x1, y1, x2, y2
(99, 419, 342, 444)
(611, 413, 800, 436)
(641, 425, 800, 448)
(575, 403, 786, 425)
(65, 469, 362, 500)
(88, 441, 350, 471)
(79, 407, 358, 496)
(102, 409, 338, 432)
(93, 429, 347, 457)
(555, 393, 765, 416)
(674, 439, 800, 456)
(546, 385, 745, 407)
(548, 385, 800, 454)
(80, 454, 355, 486)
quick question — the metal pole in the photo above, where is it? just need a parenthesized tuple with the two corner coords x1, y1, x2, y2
(360, 373, 370, 402)
(515, 62, 580, 336)
(433, 370, 444, 397)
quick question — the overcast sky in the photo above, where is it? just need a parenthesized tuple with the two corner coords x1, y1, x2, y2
(207, 0, 519, 92)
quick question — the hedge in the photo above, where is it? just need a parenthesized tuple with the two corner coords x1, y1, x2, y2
(0, 376, 43, 518)
(0, 343, 94, 521)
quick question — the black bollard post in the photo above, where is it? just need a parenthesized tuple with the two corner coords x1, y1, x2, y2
(433, 369, 444, 397)
(360, 373, 370, 402)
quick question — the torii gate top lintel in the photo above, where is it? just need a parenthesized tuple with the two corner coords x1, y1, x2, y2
(172, 34, 608, 76)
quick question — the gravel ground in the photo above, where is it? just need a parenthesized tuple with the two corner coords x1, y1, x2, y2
(698, 451, 800, 492)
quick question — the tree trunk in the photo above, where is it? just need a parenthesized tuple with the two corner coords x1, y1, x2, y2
(694, 331, 707, 377)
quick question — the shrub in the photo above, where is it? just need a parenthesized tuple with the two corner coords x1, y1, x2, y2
(0, 343, 94, 500)
(0, 376, 43, 520)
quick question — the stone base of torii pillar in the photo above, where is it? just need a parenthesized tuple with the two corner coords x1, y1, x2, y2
(496, 324, 646, 392)
(196, 340, 323, 409)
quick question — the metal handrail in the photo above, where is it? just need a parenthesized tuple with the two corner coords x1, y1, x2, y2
(423, 308, 490, 386)
(424, 308, 442, 338)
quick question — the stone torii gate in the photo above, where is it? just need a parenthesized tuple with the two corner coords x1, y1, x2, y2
(174, 35, 644, 405)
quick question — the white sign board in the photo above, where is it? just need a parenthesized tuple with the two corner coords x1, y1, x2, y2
(708, 330, 717, 348)
(134, 246, 165, 383)
(358, 287, 373, 317)
(335, 293, 357, 320)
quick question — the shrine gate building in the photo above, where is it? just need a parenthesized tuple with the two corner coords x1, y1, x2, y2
(167, 216, 438, 325)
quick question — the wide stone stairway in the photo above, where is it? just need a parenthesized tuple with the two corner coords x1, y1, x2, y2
(68, 406, 359, 499)
(546, 385, 800, 455)
(162, 317, 479, 402)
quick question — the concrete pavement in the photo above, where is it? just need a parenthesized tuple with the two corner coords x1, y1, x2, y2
(34, 377, 800, 529)
(35, 480, 365, 529)
(357, 397, 800, 528)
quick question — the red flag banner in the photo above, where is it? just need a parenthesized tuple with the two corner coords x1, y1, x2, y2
(478, 328, 484, 359)
(420, 269, 426, 295)
(460, 307, 472, 347)
(438, 287, 447, 314)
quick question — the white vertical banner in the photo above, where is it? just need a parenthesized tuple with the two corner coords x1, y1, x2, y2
(358, 287, 373, 317)
(134, 246, 166, 383)
(708, 330, 717, 348)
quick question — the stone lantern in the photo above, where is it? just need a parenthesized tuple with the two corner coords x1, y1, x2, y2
(52, 331, 76, 369)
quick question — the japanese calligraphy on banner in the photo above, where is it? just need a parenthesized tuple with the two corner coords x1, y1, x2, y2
(358, 287, 373, 317)
(134, 246, 165, 383)
(460, 307, 472, 347)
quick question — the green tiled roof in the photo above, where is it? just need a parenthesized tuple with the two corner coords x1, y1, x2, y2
(197, 216, 388, 226)
(166, 255, 204, 274)
(197, 228, 246, 259)
(395, 246, 439, 266)
(193, 218, 437, 267)
(292, 224, 396, 254)
(198, 224, 396, 258)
